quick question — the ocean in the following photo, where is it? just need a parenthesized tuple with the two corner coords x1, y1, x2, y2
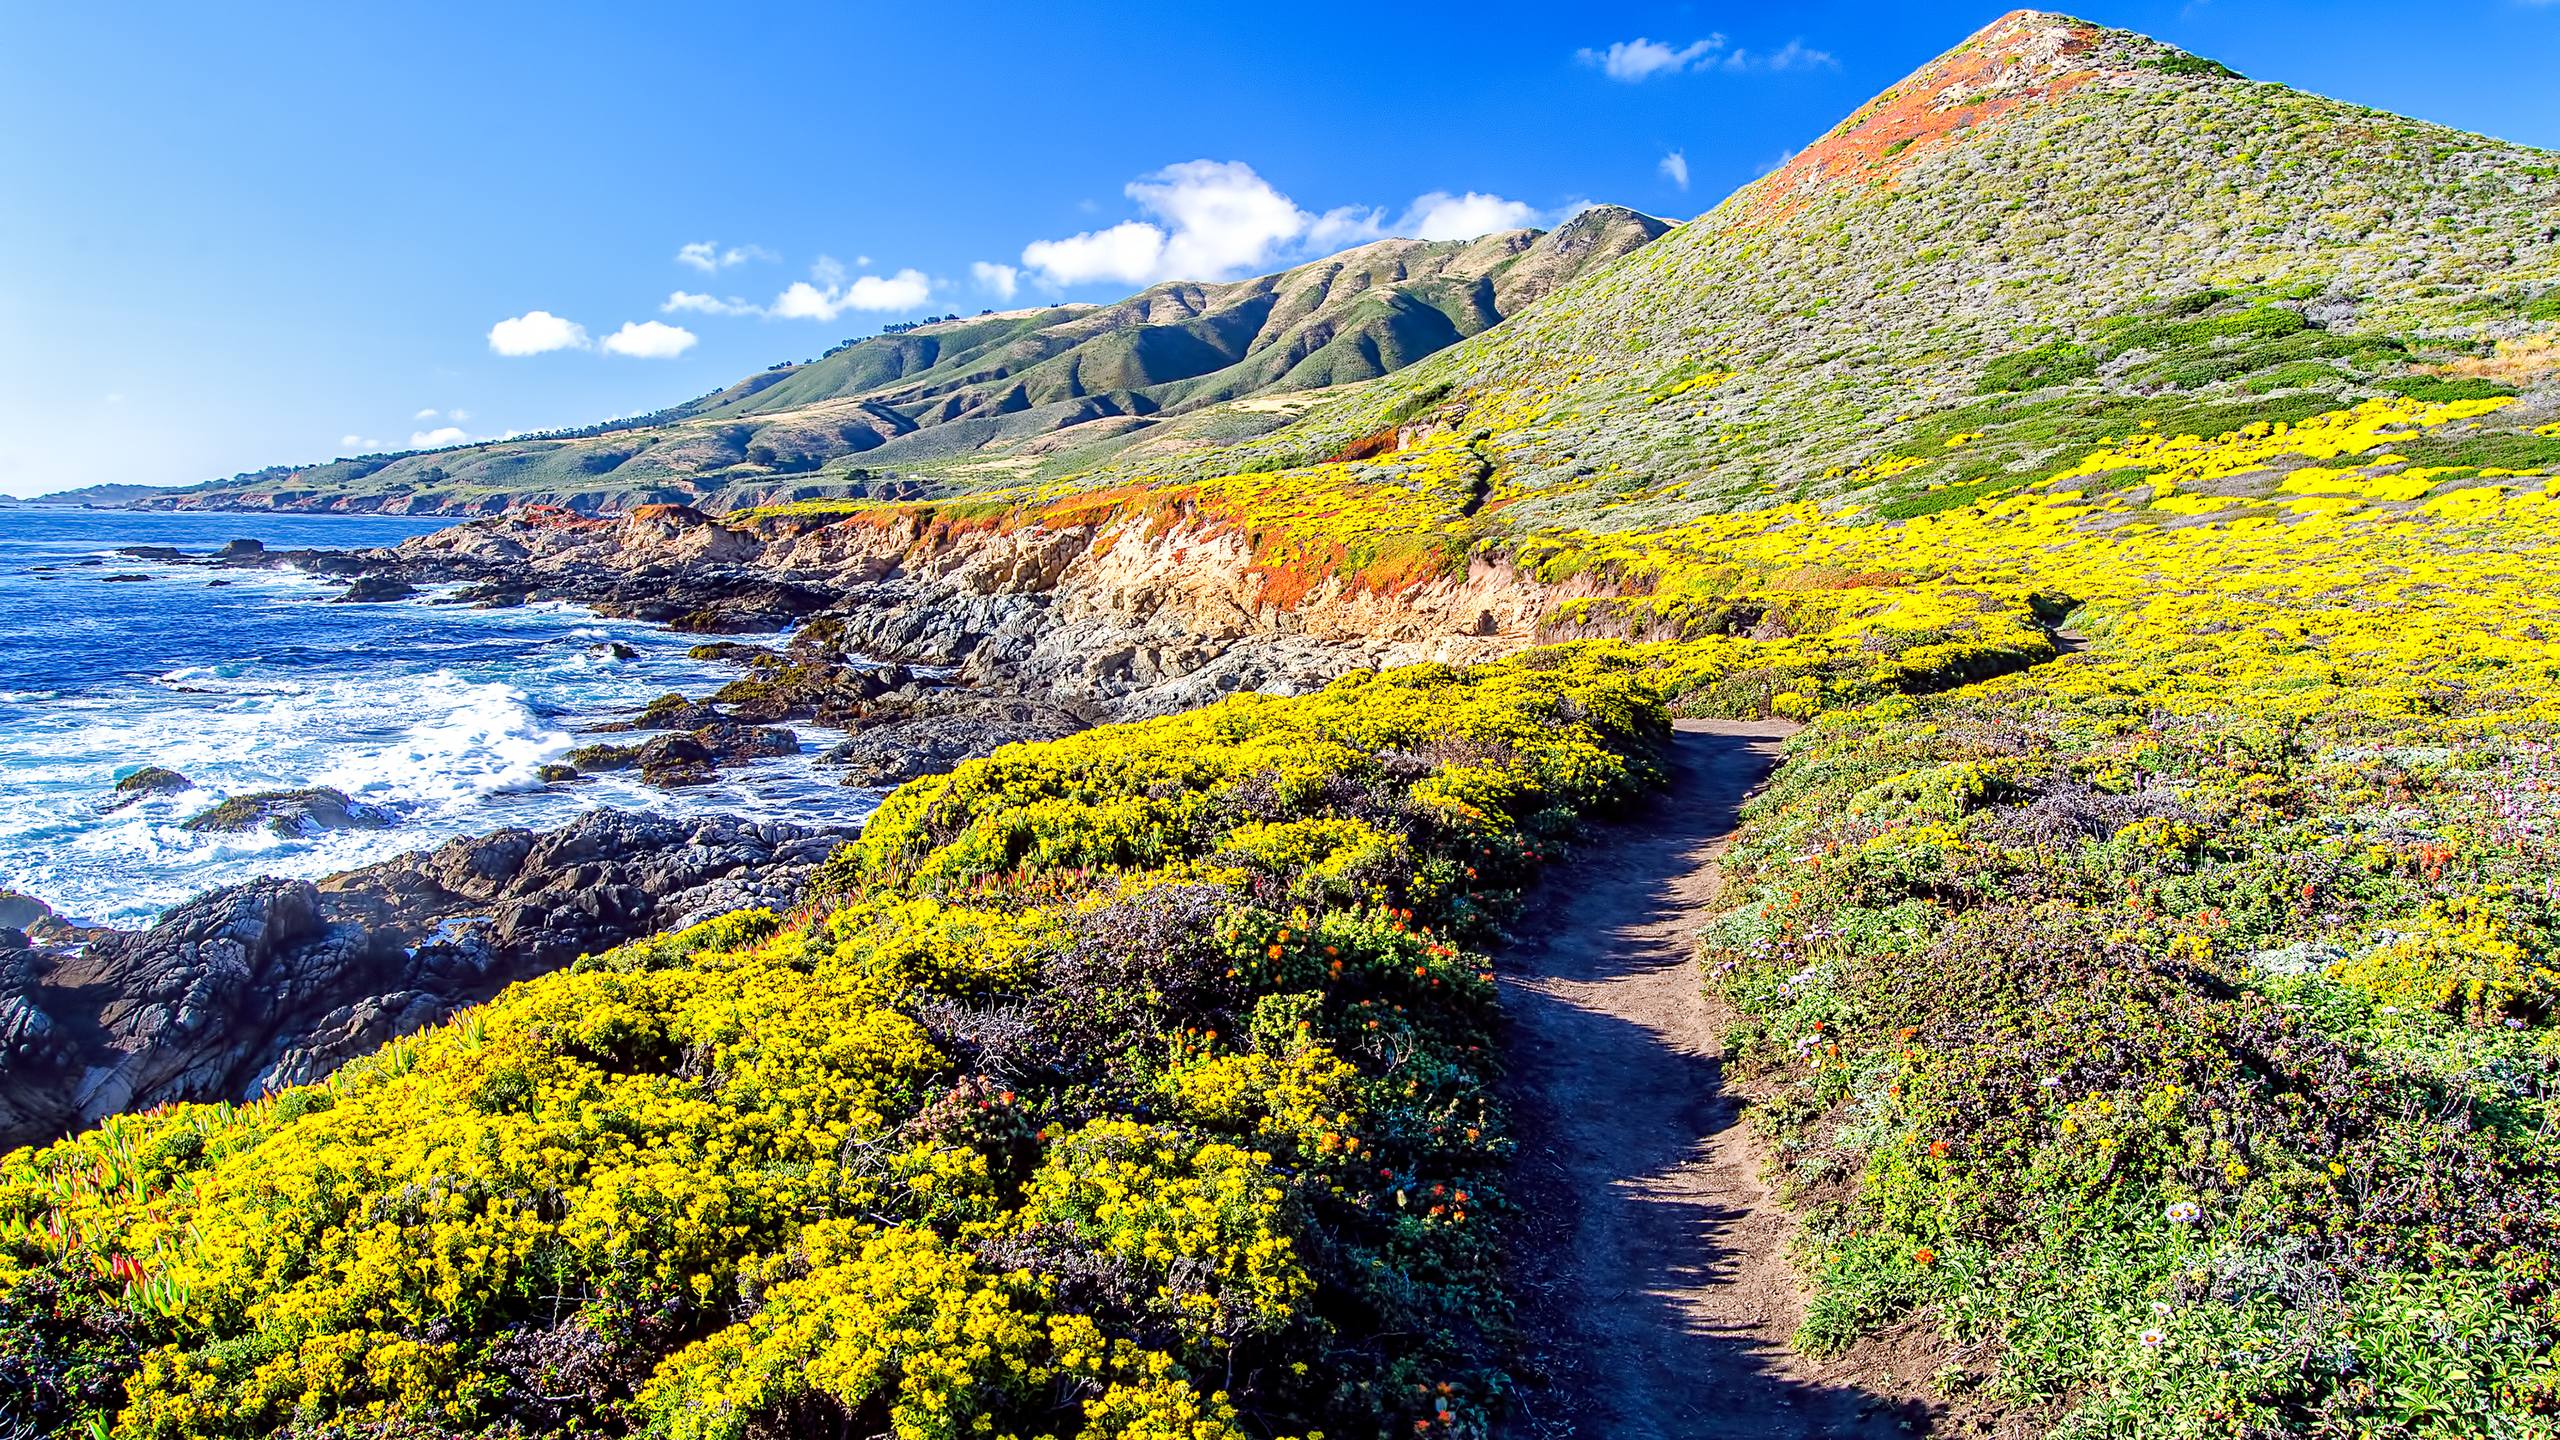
(0, 506, 877, 926)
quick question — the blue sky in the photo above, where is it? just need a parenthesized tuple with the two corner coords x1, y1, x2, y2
(3, 1, 2555, 497)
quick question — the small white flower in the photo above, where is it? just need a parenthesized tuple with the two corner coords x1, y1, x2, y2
(2139, 1327, 2167, 1348)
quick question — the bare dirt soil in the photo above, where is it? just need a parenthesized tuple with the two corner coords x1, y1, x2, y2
(1495, 719, 1930, 1439)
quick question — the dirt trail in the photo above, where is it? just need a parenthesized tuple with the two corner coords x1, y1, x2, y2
(1496, 719, 1917, 1439)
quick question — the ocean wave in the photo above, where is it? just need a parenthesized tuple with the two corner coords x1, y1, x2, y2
(309, 673, 570, 808)
(154, 663, 311, 697)
(0, 521, 876, 926)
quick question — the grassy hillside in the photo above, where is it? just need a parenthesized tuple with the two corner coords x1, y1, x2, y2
(1115, 10, 2558, 531)
(9, 10, 2560, 1440)
(148, 210, 1664, 516)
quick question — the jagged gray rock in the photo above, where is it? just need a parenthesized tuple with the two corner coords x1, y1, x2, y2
(0, 810, 846, 1150)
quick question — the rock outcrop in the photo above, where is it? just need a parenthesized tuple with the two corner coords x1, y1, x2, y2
(0, 811, 843, 1150)
(109, 766, 194, 805)
(180, 786, 393, 837)
(306, 500, 1587, 726)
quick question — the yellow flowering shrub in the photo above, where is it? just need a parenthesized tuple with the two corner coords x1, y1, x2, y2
(2327, 891, 2560, 1022)
(2, 654, 1656, 1440)
(638, 1225, 1048, 1440)
(1013, 1121, 1312, 1345)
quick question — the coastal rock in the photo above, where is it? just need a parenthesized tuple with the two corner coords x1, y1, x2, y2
(240, 481, 1544, 795)
(331, 575, 417, 603)
(256, 991, 447, 1092)
(0, 889, 60, 933)
(690, 722, 800, 763)
(0, 945, 67, 1068)
(826, 704, 1083, 787)
(563, 743, 638, 772)
(181, 786, 394, 838)
(109, 765, 194, 805)
(635, 734, 717, 788)
(0, 810, 847, 1150)
(631, 694, 722, 730)
(685, 641, 772, 663)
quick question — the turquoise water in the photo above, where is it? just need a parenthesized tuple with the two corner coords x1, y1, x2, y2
(0, 507, 871, 925)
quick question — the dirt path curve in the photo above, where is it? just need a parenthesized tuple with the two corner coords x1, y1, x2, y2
(1495, 719, 1915, 1440)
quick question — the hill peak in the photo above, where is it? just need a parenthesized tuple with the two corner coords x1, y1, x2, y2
(1748, 10, 2227, 225)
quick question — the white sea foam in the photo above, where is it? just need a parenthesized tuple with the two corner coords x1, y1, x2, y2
(308, 674, 570, 807)
(0, 544, 882, 926)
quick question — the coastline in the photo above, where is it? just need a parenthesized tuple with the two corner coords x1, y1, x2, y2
(0, 487, 1546, 1146)
(0, 514, 908, 1144)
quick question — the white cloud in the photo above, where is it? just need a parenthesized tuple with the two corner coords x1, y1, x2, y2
(340, 433, 379, 450)
(664, 290, 761, 316)
(1023, 220, 1173, 287)
(414, 407, 441, 420)
(1660, 150, 1691, 191)
(1577, 34, 1834, 80)
(1017, 161, 1554, 289)
(676, 241, 777, 273)
(487, 310, 589, 356)
(971, 261, 1021, 301)
(1133, 160, 1312, 279)
(600, 320, 699, 358)
(1023, 160, 1313, 287)
(1579, 36, 1726, 81)
(449, 407, 470, 422)
(767, 264, 933, 321)
(846, 271, 934, 310)
(1399, 191, 1544, 242)
(410, 426, 468, 448)
(1307, 205, 1387, 250)
(667, 261, 934, 321)
(1750, 40, 1838, 72)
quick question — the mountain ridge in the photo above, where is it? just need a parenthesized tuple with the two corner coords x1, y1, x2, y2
(114, 208, 1666, 516)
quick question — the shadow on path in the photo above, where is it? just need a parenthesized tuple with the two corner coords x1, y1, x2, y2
(1494, 720, 1925, 1439)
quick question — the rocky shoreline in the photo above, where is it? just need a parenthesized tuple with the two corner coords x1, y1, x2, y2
(0, 810, 839, 1151)
(101, 498, 1576, 795)
(0, 496, 1562, 1151)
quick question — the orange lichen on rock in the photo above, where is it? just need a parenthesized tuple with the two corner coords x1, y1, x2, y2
(1742, 11, 2104, 226)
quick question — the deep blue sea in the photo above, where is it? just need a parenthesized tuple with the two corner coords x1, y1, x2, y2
(0, 507, 874, 926)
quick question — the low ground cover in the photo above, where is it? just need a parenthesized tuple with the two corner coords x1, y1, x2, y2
(0, 659, 1696, 1439)
(1696, 409, 2560, 1435)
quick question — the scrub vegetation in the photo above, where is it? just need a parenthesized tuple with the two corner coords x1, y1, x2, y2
(9, 10, 2560, 1439)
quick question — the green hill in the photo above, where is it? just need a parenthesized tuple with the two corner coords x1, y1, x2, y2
(149, 208, 1666, 516)
(1151, 9, 2558, 527)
